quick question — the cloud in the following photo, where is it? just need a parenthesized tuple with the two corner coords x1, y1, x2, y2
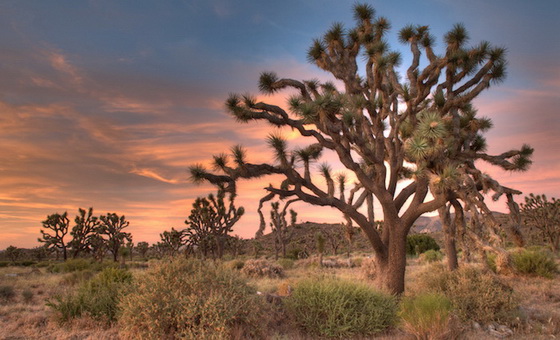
(129, 168, 182, 184)
(45, 50, 83, 85)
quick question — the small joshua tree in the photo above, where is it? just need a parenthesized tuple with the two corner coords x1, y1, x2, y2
(5, 245, 22, 263)
(521, 194, 560, 252)
(136, 241, 150, 259)
(68, 207, 100, 259)
(269, 200, 298, 259)
(184, 186, 244, 259)
(316, 232, 326, 267)
(38, 212, 70, 261)
(159, 228, 187, 256)
(99, 213, 132, 262)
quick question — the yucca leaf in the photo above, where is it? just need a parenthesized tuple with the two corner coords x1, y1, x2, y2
(398, 24, 415, 43)
(307, 39, 325, 63)
(470, 134, 487, 152)
(259, 72, 279, 94)
(375, 17, 391, 34)
(319, 163, 332, 180)
(325, 22, 345, 44)
(212, 153, 229, 170)
(188, 164, 208, 183)
(445, 23, 469, 48)
(231, 145, 247, 166)
(353, 3, 375, 22)
(267, 133, 288, 162)
(405, 136, 429, 160)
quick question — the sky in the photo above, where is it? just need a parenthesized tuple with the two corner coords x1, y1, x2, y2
(0, 0, 558, 249)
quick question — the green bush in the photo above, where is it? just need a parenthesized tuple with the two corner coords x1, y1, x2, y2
(46, 258, 117, 273)
(22, 289, 34, 303)
(118, 259, 269, 340)
(399, 293, 453, 340)
(420, 249, 443, 263)
(277, 258, 295, 270)
(511, 249, 558, 278)
(0, 261, 10, 267)
(47, 267, 132, 323)
(60, 270, 96, 286)
(286, 247, 304, 260)
(228, 259, 245, 270)
(485, 252, 497, 273)
(406, 234, 440, 256)
(0, 285, 15, 303)
(285, 277, 397, 338)
(416, 264, 518, 324)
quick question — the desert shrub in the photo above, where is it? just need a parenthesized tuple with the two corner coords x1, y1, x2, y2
(285, 277, 397, 338)
(420, 249, 443, 263)
(416, 264, 518, 324)
(399, 293, 454, 340)
(0, 285, 15, 303)
(407, 234, 440, 256)
(0, 261, 10, 267)
(118, 259, 269, 340)
(276, 258, 295, 270)
(241, 259, 284, 278)
(361, 257, 377, 280)
(60, 269, 96, 286)
(22, 289, 34, 303)
(15, 260, 37, 267)
(511, 248, 558, 278)
(229, 259, 245, 270)
(485, 252, 498, 272)
(126, 261, 149, 269)
(47, 258, 89, 273)
(47, 267, 132, 323)
(47, 258, 119, 273)
(34, 261, 51, 268)
(350, 256, 363, 267)
(276, 281, 293, 296)
(286, 247, 305, 260)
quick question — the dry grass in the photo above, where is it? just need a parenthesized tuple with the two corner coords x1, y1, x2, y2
(0, 256, 558, 339)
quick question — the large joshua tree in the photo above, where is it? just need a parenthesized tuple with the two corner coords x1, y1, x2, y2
(190, 4, 532, 294)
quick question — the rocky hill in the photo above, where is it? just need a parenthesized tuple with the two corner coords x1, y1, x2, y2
(243, 211, 512, 257)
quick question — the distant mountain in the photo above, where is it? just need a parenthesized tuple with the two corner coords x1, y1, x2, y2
(245, 211, 511, 256)
(410, 211, 509, 234)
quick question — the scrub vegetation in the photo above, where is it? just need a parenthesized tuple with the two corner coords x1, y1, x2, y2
(1, 3, 558, 339)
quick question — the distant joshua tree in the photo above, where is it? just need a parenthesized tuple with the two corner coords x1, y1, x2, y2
(99, 213, 132, 262)
(159, 228, 187, 256)
(38, 212, 70, 261)
(136, 241, 150, 259)
(521, 193, 560, 252)
(5, 245, 22, 263)
(269, 200, 298, 259)
(184, 187, 244, 259)
(69, 207, 100, 258)
(189, 4, 532, 294)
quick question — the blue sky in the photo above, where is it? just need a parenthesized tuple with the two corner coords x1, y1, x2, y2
(0, 0, 558, 248)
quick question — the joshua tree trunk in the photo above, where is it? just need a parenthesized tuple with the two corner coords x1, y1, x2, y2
(62, 246, 68, 261)
(439, 205, 459, 271)
(375, 233, 407, 295)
